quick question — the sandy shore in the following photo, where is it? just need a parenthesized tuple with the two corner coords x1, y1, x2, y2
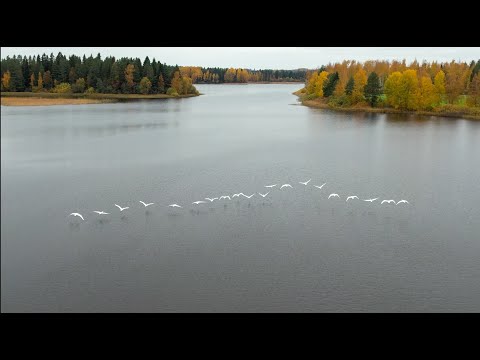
(1, 92, 199, 106)
(1, 97, 112, 106)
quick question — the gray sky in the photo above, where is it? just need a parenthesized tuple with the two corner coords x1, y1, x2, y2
(1, 47, 478, 69)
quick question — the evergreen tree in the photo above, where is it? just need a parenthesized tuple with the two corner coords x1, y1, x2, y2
(142, 57, 153, 79)
(364, 71, 382, 106)
(133, 58, 142, 83)
(21, 56, 30, 90)
(52, 52, 63, 83)
(69, 67, 77, 84)
(160, 63, 171, 89)
(470, 60, 480, 82)
(10, 62, 25, 91)
(96, 78, 105, 93)
(110, 62, 121, 92)
(322, 71, 339, 97)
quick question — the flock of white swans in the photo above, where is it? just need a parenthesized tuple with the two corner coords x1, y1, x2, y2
(68, 179, 410, 221)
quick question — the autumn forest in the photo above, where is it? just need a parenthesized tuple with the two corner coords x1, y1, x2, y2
(298, 59, 480, 117)
(0, 53, 306, 96)
(1, 53, 479, 118)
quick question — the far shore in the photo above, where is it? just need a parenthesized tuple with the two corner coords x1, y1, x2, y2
(247, 81, 304, 84)
(1, 92, 199, 107)
(194, 82, 305, 85)
(293, 90, 480, 121)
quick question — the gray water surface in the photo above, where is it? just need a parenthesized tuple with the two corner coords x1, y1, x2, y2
(2, 84, 480, 312)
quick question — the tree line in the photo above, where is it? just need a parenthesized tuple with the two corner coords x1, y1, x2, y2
(303, 59, 480, 109)
(0, 53, 198, 96)
(0, 53, 308, 96)
(180, 66, 307, 83)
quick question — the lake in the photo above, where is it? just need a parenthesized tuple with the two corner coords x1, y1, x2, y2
(2, 84, 480, 312)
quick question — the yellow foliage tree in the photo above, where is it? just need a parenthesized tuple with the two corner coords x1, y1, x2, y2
(51, 82, 72, 93)
(224, 68, 236, 82)
(30, 73, 35, 90)
(399, 70, 419, 110)
(171, 71, 182, 93)
(418, 76, 436, 110)
(352, 68, 367, 103)
(384, 71, 403, 109)
(334, 79, 345, 97)
(332, 61, 348, 97)
(2, 70, 11, 91)
(236, 69, 249, 83)
(37, 72, 43, 91)
(181, 76, 193, 95)
(444, 61, 469, 103)
(139, 77, 152, 94)
(434, 70, 446, 105)
(314, 71, 329, 97)
(306, 72, 318, 94)
(124, 64, 135, 90)
(179, 66, 203, 83)
(429, 61, 441, 79)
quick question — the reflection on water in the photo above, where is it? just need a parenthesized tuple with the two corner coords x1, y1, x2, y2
(2, 84, 480, 312)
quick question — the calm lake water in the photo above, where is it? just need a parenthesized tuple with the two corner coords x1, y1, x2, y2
(2, 84, 480, 312)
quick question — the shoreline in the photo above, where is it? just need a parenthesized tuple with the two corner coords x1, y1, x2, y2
(248, 81, 305, 84)
(195, 82, 305, 85)
(293, 90, 480, 121)
(1, 92, 199, 106)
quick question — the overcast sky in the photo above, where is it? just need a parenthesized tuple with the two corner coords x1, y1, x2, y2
(2, 47, 478, 69)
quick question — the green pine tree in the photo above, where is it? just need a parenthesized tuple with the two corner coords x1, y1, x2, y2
(322, 72, 339, 97)
(364, 72, 382, 107)
(345, 76, 355, 96)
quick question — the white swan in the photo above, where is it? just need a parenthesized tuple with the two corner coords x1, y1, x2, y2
(115, 204, 129, 211)
(139, 201, 154, 207)
(69, 213, 85, 220)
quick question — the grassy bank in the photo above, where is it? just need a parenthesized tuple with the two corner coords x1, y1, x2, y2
(1, 91, 200, 106)
(293, 90, 480, 120)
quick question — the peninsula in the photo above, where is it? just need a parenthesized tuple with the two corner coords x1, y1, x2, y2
(294, 59, 480, 120)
